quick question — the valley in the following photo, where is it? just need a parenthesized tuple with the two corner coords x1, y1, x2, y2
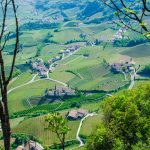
(0, 0, 150, 149)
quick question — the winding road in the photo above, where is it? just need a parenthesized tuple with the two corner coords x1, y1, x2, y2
(128, 68, 136, 90)
(76, 113, 97, 147)
(0, 73, 67, 101)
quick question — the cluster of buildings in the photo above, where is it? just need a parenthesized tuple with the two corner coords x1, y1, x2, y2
(67, 109, 88, 120)
(16, 141, 44, 150)
(112, 26, 128, 42)
(48, 45, 80, 72)
(48, 56, 62, 64)
(31, 58, 48, 78)
(111, 58, 136, 73)
(45, 86, 76, 98)
(59, 45, 80, 55)
(29, 44, 80, 76)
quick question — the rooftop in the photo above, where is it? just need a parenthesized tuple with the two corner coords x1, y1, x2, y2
(67, 109, 88, 120)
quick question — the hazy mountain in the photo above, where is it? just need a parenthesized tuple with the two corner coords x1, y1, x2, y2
(15, 0, 114, 25)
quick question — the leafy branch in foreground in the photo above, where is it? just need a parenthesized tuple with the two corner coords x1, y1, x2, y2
(102, 0, 150, 39)
(45, 113, 70, 150)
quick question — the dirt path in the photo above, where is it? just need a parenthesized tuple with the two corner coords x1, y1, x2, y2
(76, 113, 97, 147)
(128, 68, 136, 90)
(0, 73, 67, 102)
(122, 71, 127, 81)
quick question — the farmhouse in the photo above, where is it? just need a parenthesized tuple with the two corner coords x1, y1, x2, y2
(111, 58, 136, 73)
(59, 50, 64, 54)
(66, 45, 80, 51)
(16, 146, 24, 150)
(111, 63, 123, 73)
(26, 140, 44, 150)
(39, 71, 47, 78)
(16, 141, 44, 150)
(49, 56, 62, 63)
(62, 45, 80, 55)
(45, 86, 76, 98)
(67, 109, 88, 120)
(112, 26, 128, 42)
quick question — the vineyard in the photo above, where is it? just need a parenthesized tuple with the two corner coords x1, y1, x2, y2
(11, 93, 106, 118)
(12, 112, 80, 145)
(69, 64, 128, 91)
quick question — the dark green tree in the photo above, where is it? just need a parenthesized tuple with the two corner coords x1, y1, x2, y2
(87, 83, 150, 150)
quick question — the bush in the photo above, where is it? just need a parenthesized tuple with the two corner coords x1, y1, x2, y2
(12, 69, 21, 78)
(11, 133, 42, 149)
(70, 102, 81, 108)
(139, 64, 150, 76)
(49, 140, 79, 149)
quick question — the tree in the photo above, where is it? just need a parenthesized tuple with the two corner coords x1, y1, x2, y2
(140, 64, 150, 75)
(102, 0, 150, 39)
(0, 0, 19, 150)
(87, 83, 150, 150)
(45, 113, 70, 150)
(35, 44, 44, 57)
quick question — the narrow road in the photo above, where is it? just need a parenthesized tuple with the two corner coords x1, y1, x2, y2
(1, 44, 80, 100)
(46, 78, 67, 87)
(76, 113, 97, 147)
(128, 68, 136, 90)
(7, 74, 38, 95)
(106, 94, 113, 97)
(122, 71, 127, 81)
(0, 73, 67, 101)
(7, 76, 67, 95)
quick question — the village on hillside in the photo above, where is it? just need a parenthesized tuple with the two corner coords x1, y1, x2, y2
(28, 44, 81, 78)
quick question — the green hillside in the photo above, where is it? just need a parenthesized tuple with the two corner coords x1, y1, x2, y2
(0, 0, 150, 149)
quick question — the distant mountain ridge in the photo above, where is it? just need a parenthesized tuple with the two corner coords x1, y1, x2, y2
(15, 0, 114, 24)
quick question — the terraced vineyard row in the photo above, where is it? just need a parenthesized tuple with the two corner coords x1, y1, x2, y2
(11, 93, 105, 118)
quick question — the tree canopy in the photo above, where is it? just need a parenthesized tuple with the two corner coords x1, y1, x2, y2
(45, 113, 70, 150)
(140, 64, 150, 75)
(87, 83, 150, 150)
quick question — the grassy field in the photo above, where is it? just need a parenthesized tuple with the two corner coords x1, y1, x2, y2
(77, 101, 101, 112)
(134, 79, 150, 88)
(40, 44, 65, 61)
(8, 80, 61, 114)
(50, 45, 129, 90)
(51, 28, 82, 43)
(13, 111, 80, 146)
(121, 44, 150, 65)
(121, 44, 150, 58)
(8, 72, 34, 89)
(10, 117, 25, 128)
(12, 106, 103, 147)
(2, 1, 150, 149)
(11, 92, 105, 117)
(80, 113, 102, 137)
(5, 26, 149, 116)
